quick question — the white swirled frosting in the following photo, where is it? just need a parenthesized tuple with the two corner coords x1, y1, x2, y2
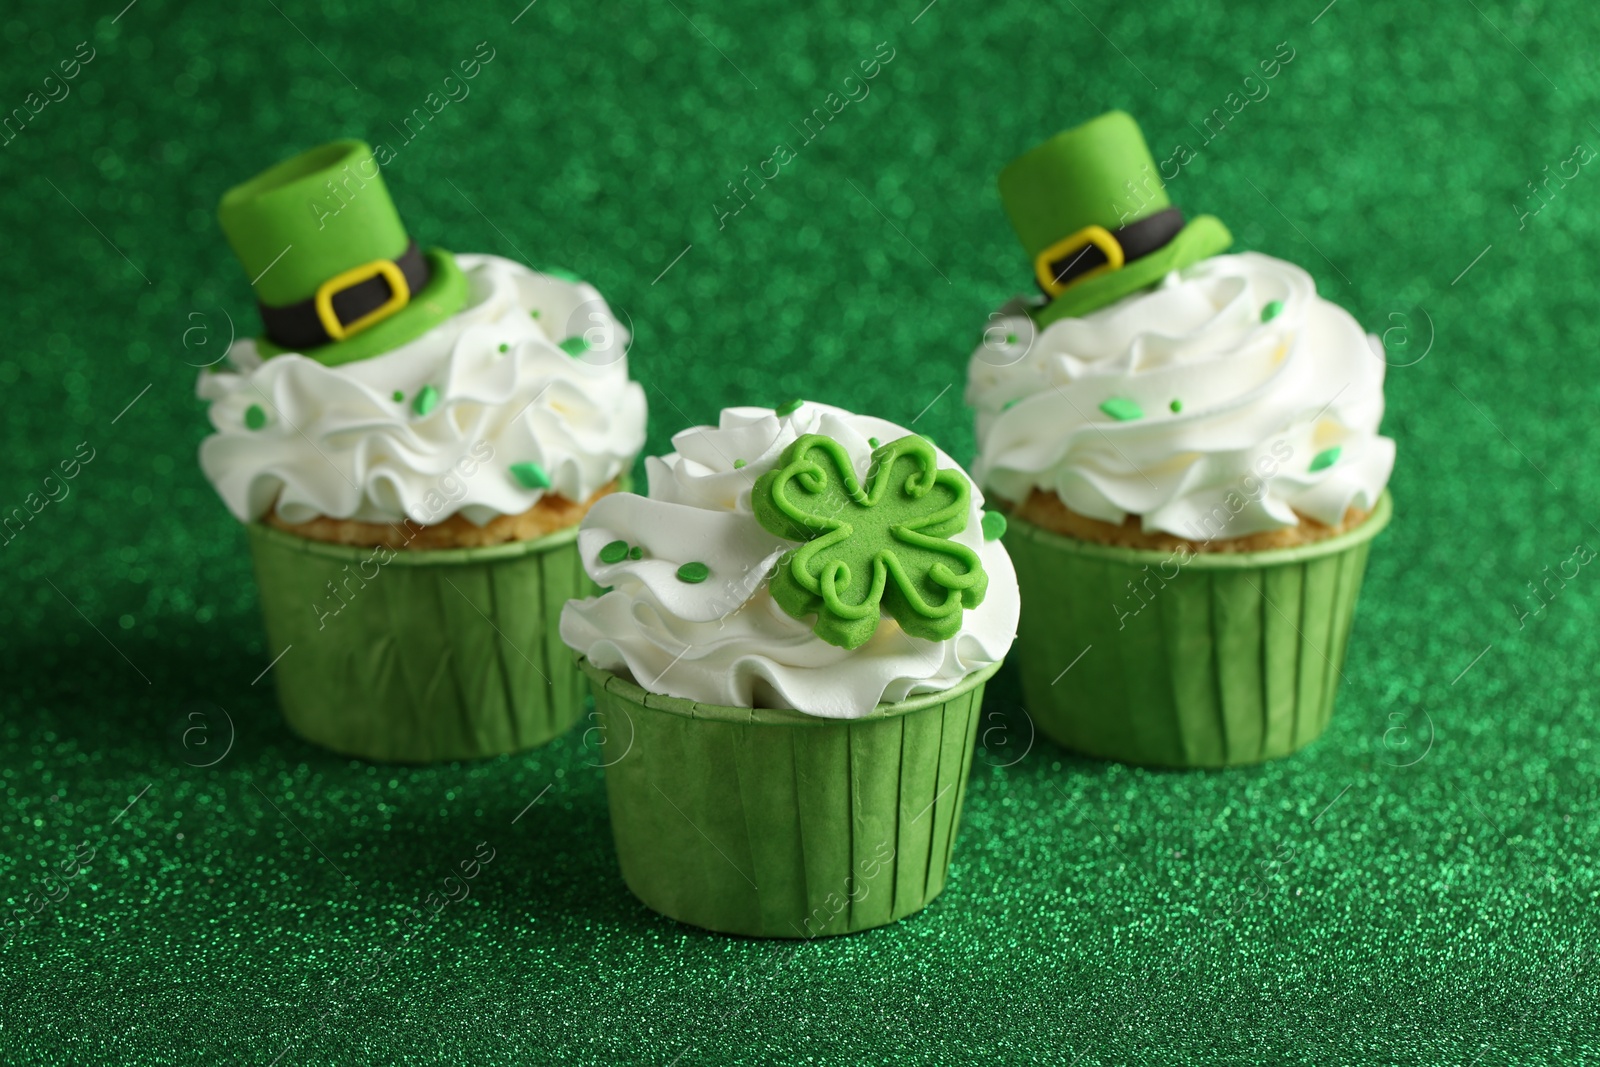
(197, 254, 647, 526)
(559, 403, 1020, 718)
(966, 252, 1395, 539)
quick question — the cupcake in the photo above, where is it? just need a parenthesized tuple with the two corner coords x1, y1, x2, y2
(967, 112, 1394, 768)
(197, 140, 646, 762)
(560, 402, 1019, 937)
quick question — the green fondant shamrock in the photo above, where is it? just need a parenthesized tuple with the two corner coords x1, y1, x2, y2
(753, 433, 988, 650)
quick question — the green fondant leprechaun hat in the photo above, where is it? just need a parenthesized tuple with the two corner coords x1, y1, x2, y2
(999, 111, 1232, 325)
(218, 140, 467, 367)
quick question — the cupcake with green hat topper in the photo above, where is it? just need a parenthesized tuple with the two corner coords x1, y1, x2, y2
(560, 400, 1019, 937)
(967, 111, 1394, 768)
(196, 139, 646, 762)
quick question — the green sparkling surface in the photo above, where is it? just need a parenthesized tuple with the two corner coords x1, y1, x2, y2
(509, 462, 551, 489)
(411, 384, 439, 417)
(1262, 299, 1285, 322)
(675, 561, 710, 583)
(1099, 397, 1144, 421)
(557, 336, 590, 357)
(1310, 445, 1343, 472)
(243, 404, 266, 430)
(981, 509, 1007, 541)
(0, 1, 1595, 1063)
(598, 539, 630, 565)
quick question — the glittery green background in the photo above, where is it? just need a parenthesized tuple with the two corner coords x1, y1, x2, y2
(2, 0, 1597, 1062)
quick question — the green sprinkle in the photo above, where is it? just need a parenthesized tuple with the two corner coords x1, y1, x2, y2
(1099, 397, 1144, 421)
(244, 404, 267, 430)
(1005, 333, 1017, 344)
(529, 309, 541, 319)
(981, 510, 1008, 541)
(1261, 300, 1284, 322)
(775, 399, 803, 416)
(558, 336, 590, 357)
(676, 561, 710, 584)
(1169, 399, 1183, 413)
(1309, 445, 1342, 472)
(392, 390, 405, 403)
(498, 343, 509, 353)
(510, 462, 550, 489)
(413, 384, 439, 416)
(599, 540, 630, 564)
(1002, 399, 1021, 411)
(733, 459, 747, 469)
(868, 436, 880, 447)
(541, 266, 582, 282)
(629, 545, 643, 560)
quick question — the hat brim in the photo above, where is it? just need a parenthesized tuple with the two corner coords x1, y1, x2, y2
(255, 248, 469, 367)
(1032, 216, 1233, 327)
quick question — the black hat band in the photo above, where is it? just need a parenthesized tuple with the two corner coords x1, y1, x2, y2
(1036, 208, 1186, 298)
(259, 240, 430, 351)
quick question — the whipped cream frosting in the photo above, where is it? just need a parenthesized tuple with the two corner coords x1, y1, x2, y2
(966, 252, 1394, 539)
(197, 254, 647, 526)
(559, 403, 1020, 717)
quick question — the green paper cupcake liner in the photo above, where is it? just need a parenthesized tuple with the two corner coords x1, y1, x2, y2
(247, 521, 594, 762)
(580, 656, 1000, 938)
(1002, 491, 1392, 768)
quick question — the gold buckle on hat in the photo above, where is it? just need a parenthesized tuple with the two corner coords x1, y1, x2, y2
(314, 259, 411, 341)
(1034, 225, 1125, 298)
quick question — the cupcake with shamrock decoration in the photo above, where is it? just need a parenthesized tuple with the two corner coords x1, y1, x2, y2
(560, 401, 1019, 937)
(197, 140, 645, 762)
(966, 111, 1393, 768)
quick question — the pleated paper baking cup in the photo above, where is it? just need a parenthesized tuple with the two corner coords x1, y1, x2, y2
(1003, 491, 1391, 768)
(579, 657, 999, 938)
(247, 522, 593, 762)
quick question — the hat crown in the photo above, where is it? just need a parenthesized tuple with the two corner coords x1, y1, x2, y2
(217, 140, 409, 308)
(998, 111, 1172, 260)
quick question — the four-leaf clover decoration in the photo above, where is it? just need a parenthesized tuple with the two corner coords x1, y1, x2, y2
(752, 433, 989, 649)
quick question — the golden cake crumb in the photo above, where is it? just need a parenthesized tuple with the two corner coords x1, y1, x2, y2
(1007, 489, 1370, 554)
(264, 479, 621, 550)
